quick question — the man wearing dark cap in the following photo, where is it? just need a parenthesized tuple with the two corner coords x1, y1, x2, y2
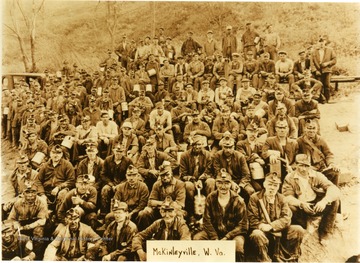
(183, 111, 211, 143)
(37, 144, 75, 210)
(248, 173, 305, 262)
(8, 183, 48, 259)
(102, 201, 138, 261)
(275, 50, 295, 88)
(311, 36, 337, 103)
(133, 198, 191, 261)
(222, 25, 238, 59)
(193, 169, 248, 261)
(235, 77, 257, 104)
(268, 86, 295, 120)
(2, 220, 36, 260)
(163, 37, 176, 64)
(108, 76, 126, 125)
(137, 161, 185, 230)
(282, 154, 340, 245)
(20, 128, 48, 169)
(293, 50, 312, 81)
(183, 82, 198, 110)
(187, 53, 205, 91)
(262, 120, 298, 181)
(267, 102, 298, 139)
(44, 208, 104, 260)
(292, 70, 323, 102)
(228, 52, 244, 91)
(171, 95, 192, 144)
(57, 174, 98, 229)
(243, 50, 260, 88)
(215, 76, 233, 107)
(124, 106, 147, 148)
(181, 31, 202, 61)
(115, 34, 131, 69)
(197, 79, 215, 111)
(242, 22, 260, 59)
(100, 143, 133, 216)
(211, 52, 228, 90)
(258, 52, 276, 89)
(295, 88, 321, 136)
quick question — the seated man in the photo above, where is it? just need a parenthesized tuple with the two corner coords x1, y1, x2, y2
(132, 199, 191, 261)
(20, 129, 48, 169)
(267, 102, 298, 139)
(137, 161, 186, 231)
(8, 184, 48, 259)
(111, 121, 139, 163)
(149, 101, 172, 135)
(275, 51, 294, 88)
(43, 208, 104, 261)
(193, 170, 248, 262)
(183, 110, 211, 144)
(248, 173, 305, 262)
(96, 111, 118, 159)
(282, 154, 340, 245)
(2, 220, 36, 260)
(292, 70, 323, 101)
(102, 201, 138, 261)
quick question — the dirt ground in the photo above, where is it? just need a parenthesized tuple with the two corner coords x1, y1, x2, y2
(1, 88, 359, 262)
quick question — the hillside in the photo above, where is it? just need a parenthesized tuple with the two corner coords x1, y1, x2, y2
(2, 1, 360, 74)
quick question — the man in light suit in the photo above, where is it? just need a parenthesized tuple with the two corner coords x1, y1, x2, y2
(311, 36, 337, 103)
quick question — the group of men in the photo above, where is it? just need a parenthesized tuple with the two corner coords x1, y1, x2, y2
(1, 23, 342, 262)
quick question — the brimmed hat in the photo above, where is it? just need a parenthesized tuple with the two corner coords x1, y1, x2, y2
(17, 155, 29, 164)
(122, 121, 133, 129)
(66, 208, 80, 219)
(246, 123, 259, 131)
(113, 144, 126, 152)
(264, 172, 281, 184)
(219, 77, 227, 82)
(295, 154, 311, 166)
(278, 50, 287, 55)
(76, 174, 91, 183)
(126, 165, 138, 175)
(159, 160, 172, 176)
(112, 200, 128, 212)
(216, 168, 232, 182)
(23, 183, 37, 193)
(50, 144, 63, 154)
(160, 199, 176, 211)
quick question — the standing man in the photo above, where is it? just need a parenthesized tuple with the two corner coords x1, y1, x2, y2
(222, 25, 238, 59)
(115, 34, 131, 69)
(262, 24, 281, 61)
(181, 31, 202, 62)
(247, 173, 305, 262)
(203, 30, 220, 58)
(242, 22, 260, 59)
(193, 170, 248, 262)
(311, 36, 337, 103)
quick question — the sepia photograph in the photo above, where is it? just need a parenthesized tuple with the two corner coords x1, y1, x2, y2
(1, 0, 360, 261)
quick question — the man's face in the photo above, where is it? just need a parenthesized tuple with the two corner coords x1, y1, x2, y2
(68, 215, 80, 232)
(220, 80, 227, 87)
(155, 128, 164, 137)
(76, 181, 89, 195)
(276, 107, 286, 116)
(27, 133, 37, 144)
(160, 208, 176, 225)
(246, 54, 253, 60)
(263, 54, 270, 61)
(114, 209, 127, 223)
(223, 145, 234, 156)
(24, 189, 37, 204)
(145, 146, 156, 158)
(86, 149, 98, 161)
(82, 119, 90, 129)
(192, 142, 202, 154)
(296, 163, 310, 176)
(126, 173, 138, 186)
(246, 129, 258, 141)
(264, 180, 280, 196)
(2, 229, 14, 244)
(133, 110, 141, 118)
(242, 82, 250, 89)
(275, 124, 289, 137)
(299, 53, 306, 60)
(305, 124, 317, 138)
(102, 115, 110, 125)
(50, 150, 63, 163)
(279, 54, 286, 61)
(160, 170, 173, 185)
(303, 93, 312, 102)
(113, 150, 124, 161)
(122, 127, 132, 137)
(253, 96, 261, 105)
(216, 180, 231, 195)
(193, 55, 199, 61)
(192, 115, 200, 124)
(17, 161, 29, 173)
(176, 75, 184, 82)
(246, 108, 255, 118)
(275, 92, 284, 101)
(157, 106, 164, 115)
(221, 111, 230, 120)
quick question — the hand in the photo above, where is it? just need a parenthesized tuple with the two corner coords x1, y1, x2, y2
(301, 202, 315, 214)
(22, 256, 32, 261)
(103, 137, 109, 145)
(321, 62, 329, 68)
(255, 158, 265, 165)
(198, 173, 207, 180)
(71, 196, 83, 205)
(137, 249, 147, 261)
(269, 154, 279, 164)
(328, 163, 340, 172)
(259, 223, 272, 232)
(221, 237, 228, 240)
(102, 255, 111, 261)
(313, 200, 327, 213)
(51, 187, 60, 196)
(76, 255, 85, 261)
(149, 170, 159, 177)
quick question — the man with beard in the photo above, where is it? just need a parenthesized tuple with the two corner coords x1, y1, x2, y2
(282, 154, 340, 245)
(213, 134, 255, 200)
(133, 199, 191, 261)
(43, 208, 103, 261)
(8, 184, 48, 259)
(20, 129, 48, 169)
(295, 88, 321, 136)
(183, 111, 211, 144)
(105, 165, 149, 227)
(100, 143, 133, 216)
(248, 173, 305, 262)
(57, 174, 98, 230)
(37, 144, 75, 211)
(193, 170, 248, 262)
(2, 220, 36, 260)
(267, 102, 298, 139)
(102, 201, 138, 261)
(180, 135, 215, 215)
(136, 137, 177, 190)
(137, 161, 185, 231)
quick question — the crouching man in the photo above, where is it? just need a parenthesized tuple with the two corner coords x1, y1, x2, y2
(247, 172, 305, 262)
(282, 154, 340, 245)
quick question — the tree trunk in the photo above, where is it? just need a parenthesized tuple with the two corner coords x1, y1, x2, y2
(17, 35, 31, 72)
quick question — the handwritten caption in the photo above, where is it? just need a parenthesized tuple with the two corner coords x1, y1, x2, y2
(147, 240, 235, 262)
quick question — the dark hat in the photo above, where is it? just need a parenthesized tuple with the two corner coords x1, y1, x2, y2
(76, 174, 91, 183)
(275, 87, 285, 94)
(112, 200, 128, 212)
(216, 168, 232, 182)
(100, 111, 110, 117)
(246, 123, 259, 131)
(113, 144, 126, 152)
(275, 120, 288, 128)
(50, 144, 63, 154)
(220, 135, 235, 147)
(66, 208, 80, 219)
(264, 172, 281, 184)
(160, 199, 176, 211)
(253, 91, 262, 97)
(192, 135, 204, 145)
(103, 88, 109, 93)
(122, 121, 133, 129)
(145, 135, 156, 145)
(185, 82, 193, 88)
(23, 183, 38, 193)
(177, 55, 184, 59)
(16, 155, 29, 164)
(305, 119, 317, 129)
(126, 165, 138, 175)
(298, 50, 306, 55)
(26, 99, 35, 104)
(2, 220, 15, 233)
(295, 154, 311, 166)
(159, 160, 172, 176)
(246, 22, 252, 26)
(202, 79, 210, 85)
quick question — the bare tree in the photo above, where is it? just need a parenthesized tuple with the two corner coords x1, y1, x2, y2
(4, 0, 45, 72)
(106, 1, 118, 51)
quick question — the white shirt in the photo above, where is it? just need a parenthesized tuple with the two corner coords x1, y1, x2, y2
(297, 175, 317, 202)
